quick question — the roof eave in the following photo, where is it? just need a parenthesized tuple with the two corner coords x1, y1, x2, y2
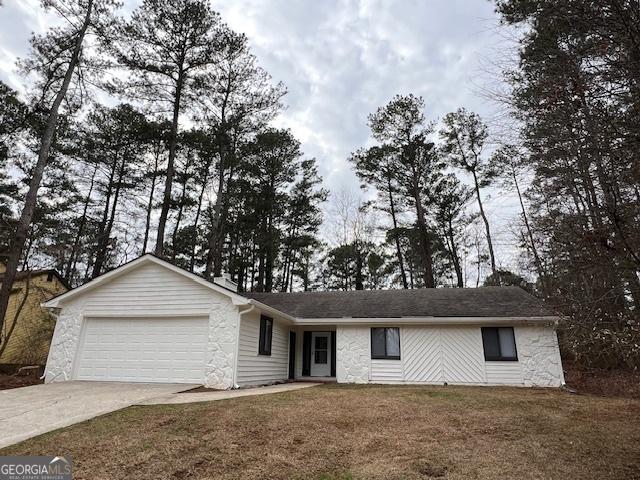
(292, 315, 561, 325)
(247, 299, 297, 323)
(42, 254, 251, 309)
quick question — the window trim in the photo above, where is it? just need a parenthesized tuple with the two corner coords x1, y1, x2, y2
(370, 327, 401, 360)
(481, 327, 518, 362)
(258, 315, 273, 356)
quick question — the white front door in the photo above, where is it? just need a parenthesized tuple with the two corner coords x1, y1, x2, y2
(310, 332, 331, 377)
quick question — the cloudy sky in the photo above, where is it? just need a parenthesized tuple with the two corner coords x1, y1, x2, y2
(0, 0, 523, 279)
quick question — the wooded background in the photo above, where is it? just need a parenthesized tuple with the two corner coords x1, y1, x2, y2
(0, 0, 638, 369)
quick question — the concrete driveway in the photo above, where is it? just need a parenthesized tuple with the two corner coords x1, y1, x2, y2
(0, 381, 195, 449)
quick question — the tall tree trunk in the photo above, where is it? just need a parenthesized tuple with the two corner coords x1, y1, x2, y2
(155, 74, 184, 257)
(21, 235, 34, 270)
(65, 162, 98, 281)
(189, 163, 210, 271)
(280, 226, 297, 292)
(142, 147, 160, 254)
(204, 149, 226, 278)
(445, 220, 463, 287)
(212, 162, 236, 277)
(92, 155, 126, 278)
(0, 0, 93, 337)
(474, 231, 482, 287)
(386, 176, 408, 289)
(471, 169, 496, 274)
(256, 250, 265, 292)
(408, 258, 415, 289)
(354, 243, 364, 290)
(281, 249, 291, 292)
(413, 187, 435, 288)
(264, 189, 275, 292)
(204, 88, 232, 277)
(301, 252, 310, 291)
(91, 153, 118, 277)
(289, 255, 296, 292)
(512, 167, 546, 287)
(171, 164, 190, 262)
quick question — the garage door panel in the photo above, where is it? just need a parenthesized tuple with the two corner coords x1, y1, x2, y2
(76, 317, 208, 384)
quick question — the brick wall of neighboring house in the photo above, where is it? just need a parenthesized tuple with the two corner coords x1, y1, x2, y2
(0, 267, 69, 365)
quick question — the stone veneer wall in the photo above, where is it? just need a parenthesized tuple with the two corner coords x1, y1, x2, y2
(44, 302, 85, 382)
(45, 297, 240, 390)
(516, 326, 565, 387)
(336, 326, 370, 383)
(204, 302, 240, 389)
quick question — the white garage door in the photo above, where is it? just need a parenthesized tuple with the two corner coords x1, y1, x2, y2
(76, 317, 208, 383)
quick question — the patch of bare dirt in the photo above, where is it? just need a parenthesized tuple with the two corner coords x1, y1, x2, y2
(0, 373, 43, 390)
(564, 363, 640, 399)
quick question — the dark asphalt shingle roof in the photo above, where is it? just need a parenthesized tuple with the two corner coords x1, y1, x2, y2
(243, 287, 554, 319)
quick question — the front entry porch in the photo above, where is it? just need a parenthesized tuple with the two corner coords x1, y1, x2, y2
(290, 327, 336, 380)
(294, 376, 336, 383)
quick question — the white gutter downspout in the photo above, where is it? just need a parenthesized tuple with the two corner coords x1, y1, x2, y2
(233, 304, 255, 389)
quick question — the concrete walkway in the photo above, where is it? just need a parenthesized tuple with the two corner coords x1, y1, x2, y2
(0, 381, 194, 449)
(138, 382, 321, 405)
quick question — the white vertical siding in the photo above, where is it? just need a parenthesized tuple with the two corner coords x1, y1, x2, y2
(236, 311, 290, 386)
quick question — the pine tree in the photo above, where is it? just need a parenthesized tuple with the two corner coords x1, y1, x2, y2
(108, 0, 228, 257)
(440, 108, 497, 275)
(82, 105, 149, 277)
(198, 31, 285, 278)
(350, 145, 409, 288)
(0, 0, 116, 337)
(355, 94, 444, 288)
(431, 174, 473, 287)
(496, 0, 640, 367)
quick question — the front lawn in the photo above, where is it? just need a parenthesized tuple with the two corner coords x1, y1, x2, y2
(2, 384, 639, 479)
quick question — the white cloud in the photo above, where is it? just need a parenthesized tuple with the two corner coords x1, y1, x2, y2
(0, 0, 527, 279)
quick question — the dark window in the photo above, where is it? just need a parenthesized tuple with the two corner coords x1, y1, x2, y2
(482, 327, 518, 361)
(371, 327, 400, 360)
(259, 315, 273, 356)
(314, 335, 328, 364)
(314, 350, 328, 364)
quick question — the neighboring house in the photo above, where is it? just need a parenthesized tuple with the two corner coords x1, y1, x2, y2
(42, 254, 565, 388)
(0, 263, 69, 366)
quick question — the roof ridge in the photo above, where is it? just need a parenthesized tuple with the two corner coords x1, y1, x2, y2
(244, 285, 527, 295)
